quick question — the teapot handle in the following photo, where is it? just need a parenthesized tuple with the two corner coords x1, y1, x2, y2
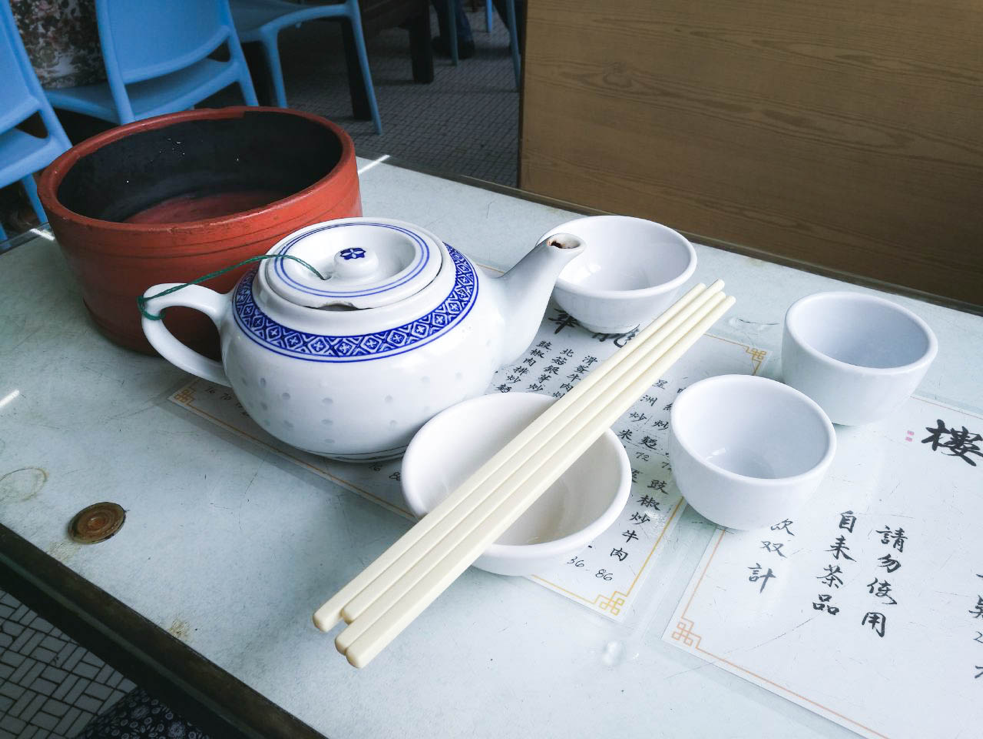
(141, 284, 231, 386)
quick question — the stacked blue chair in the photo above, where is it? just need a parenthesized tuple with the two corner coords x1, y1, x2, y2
(230, 0, 383, 134)
(46, 0, 258, 125)
(0, 0, 71, 240)
(503, 0, 519, 88)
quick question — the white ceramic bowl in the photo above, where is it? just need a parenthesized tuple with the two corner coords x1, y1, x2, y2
(783, 291, 938, 426)
(669, 375, 836, 530)
(401, 392, 631, 576)
(541, 215, 697, 334)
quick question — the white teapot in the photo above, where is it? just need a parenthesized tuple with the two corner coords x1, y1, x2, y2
(142, 218, 584, 462)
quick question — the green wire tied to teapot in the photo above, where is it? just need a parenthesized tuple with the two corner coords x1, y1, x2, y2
(137, 254, 327, 321)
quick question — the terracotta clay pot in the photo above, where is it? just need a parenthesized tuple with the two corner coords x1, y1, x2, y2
(38, 106, 361, 357)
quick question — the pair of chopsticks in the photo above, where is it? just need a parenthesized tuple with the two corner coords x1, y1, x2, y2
(314, 280, 735, 667)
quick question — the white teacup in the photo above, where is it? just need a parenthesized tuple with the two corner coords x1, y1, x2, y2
(782, 291, 937, 426)
(669, 375, 836, 530)
(541, 216, 697, 334)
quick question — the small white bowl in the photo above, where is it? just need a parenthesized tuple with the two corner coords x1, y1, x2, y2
(541, 215, 697, 334)
(669, 375, 836, 530)
(401, 392, 631, 576)
(783, 291, 938, 426)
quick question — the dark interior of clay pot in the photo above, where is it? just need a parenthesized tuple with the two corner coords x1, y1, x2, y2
(57, 113, 343, 223)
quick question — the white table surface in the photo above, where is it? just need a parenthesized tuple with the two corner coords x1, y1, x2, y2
(1, 157, 981, 739)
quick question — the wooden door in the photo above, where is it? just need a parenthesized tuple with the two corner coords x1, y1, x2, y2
(519, 0, 983, 306)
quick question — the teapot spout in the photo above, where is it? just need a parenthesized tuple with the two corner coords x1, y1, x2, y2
(491, 233, 585, 366)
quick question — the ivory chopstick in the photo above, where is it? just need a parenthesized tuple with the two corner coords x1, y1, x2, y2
(335, 285, 725, 629)
(313, 281, 720, 631)
(335, 292, 727, 655)
(334, 288, 726, 649)
(340, 295, 736, 667)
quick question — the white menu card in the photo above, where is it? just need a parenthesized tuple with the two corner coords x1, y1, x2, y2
(664, 396, 983, 737)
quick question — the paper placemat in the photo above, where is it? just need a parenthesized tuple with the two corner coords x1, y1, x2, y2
(664, 396, 983, 737)
(171, 305, 770, 619)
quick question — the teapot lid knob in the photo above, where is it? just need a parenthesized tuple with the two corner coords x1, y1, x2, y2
(333, 246, 379, 278)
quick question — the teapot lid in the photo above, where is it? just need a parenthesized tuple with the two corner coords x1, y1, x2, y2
(263, 220, 443, 309)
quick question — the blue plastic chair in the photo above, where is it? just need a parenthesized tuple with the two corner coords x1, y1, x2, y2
(446, 1, 458, 66)
(453, 0, 519, 88)
(504, 0, 519, 88)
(45, 0, 258, 125)
(0, 0, 71, 241)
(230, 0, 382, 135)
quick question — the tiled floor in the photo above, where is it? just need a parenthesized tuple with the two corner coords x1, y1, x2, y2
(0, 591, 135, 739)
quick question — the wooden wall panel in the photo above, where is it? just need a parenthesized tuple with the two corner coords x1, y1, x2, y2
(519, 0, 983, 306)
